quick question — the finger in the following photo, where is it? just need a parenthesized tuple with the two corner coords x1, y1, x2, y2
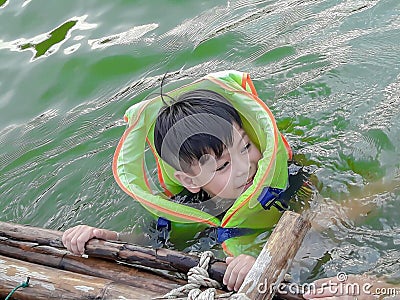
(233, 256, 255, 291)
(76, 229, 94, 255)
(68, 226, 90, 255)
(69, 229, 82, 255)
(227, 263, 244, 291)
(93, 228, 101, 238)
(233, 267, 249, 292)
(226, 266, 239, 291)
(226, 258, 245, 291)
(93, 228, 109, 240)
(63, 226, 79, 253)
(223, 257, 241, 288)
(62, 227, 73, 247)
(226, 256, 234, 264)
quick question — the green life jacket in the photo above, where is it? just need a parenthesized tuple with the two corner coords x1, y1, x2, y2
(113, 70, 292, 256)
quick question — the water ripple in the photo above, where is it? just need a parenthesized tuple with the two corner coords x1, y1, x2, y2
(88, 23, 158, 50)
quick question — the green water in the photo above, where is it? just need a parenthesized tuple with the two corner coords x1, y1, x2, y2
(0, 0, 399, 283)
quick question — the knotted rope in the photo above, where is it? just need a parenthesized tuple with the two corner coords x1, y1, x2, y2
(5, 277, 30, 300)
(156, 251, 251, 300)
(161, 251, 221, 299)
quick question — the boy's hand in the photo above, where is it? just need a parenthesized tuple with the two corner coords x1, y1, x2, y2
(62, 225, 118, 255)
(223, 254, 255, 292)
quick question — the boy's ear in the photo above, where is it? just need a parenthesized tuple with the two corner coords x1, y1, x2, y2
(174, 171, 201, 193)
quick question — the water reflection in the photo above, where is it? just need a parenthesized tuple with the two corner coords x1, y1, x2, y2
(0, 0, 8, 9)
(20, 20, 77, 59)
(0, 15, 96, 61)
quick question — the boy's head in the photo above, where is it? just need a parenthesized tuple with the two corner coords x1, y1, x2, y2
(154, 89, 262, 200)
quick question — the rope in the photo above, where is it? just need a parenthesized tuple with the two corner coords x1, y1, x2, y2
(155, 252, 251, 300)
(161, 251, 221, 299)
(5, 277, 30, 300)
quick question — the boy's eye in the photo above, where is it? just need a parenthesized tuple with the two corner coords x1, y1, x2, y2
(216, 161, 229, 171)
(241, 142, 251, 153)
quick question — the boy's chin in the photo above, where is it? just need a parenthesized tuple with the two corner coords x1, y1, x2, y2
(213, 193, 241, 201)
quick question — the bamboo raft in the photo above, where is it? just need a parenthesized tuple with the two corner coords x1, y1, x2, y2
(0, 211, 310, 300)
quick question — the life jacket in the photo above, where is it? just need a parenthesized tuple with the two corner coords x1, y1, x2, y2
(113, 70, 292, 256)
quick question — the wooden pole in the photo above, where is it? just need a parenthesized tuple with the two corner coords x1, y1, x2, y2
(238, 211, 310, 300)
(0, 254, 160, 300)
(0, 219, 308, 300)
(0, 237, 182, 293)
(0, 221, 226, 281)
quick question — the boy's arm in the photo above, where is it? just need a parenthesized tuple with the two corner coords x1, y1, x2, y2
(62, 225, 118, 255)
(223, 254, 256, 292)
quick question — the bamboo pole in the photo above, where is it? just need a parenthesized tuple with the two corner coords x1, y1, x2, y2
(238, 211, 310, 300)
(0, 254, 160, 300)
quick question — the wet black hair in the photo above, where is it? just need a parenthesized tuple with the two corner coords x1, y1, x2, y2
(154, 89, 242, 172)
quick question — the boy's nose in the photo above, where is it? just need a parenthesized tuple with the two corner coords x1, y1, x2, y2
(235, 157, 250, 176)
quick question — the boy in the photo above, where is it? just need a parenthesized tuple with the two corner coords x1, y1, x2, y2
(63, 79, 303, 291)
(63, 89, 261, 291)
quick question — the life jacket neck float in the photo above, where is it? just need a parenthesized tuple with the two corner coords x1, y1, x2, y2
(113, 70, 292, 256)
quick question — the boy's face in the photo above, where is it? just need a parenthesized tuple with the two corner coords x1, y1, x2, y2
(175, 123, 262, 200)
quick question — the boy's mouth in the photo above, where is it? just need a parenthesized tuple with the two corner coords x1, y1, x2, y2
(241, 176, 254, 191)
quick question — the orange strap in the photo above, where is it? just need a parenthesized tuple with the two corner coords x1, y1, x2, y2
(142, 161, 152, 191)
(280, 133, 293, 160)
(146, 137, 174, 198)
(241, 73, 258, 97)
